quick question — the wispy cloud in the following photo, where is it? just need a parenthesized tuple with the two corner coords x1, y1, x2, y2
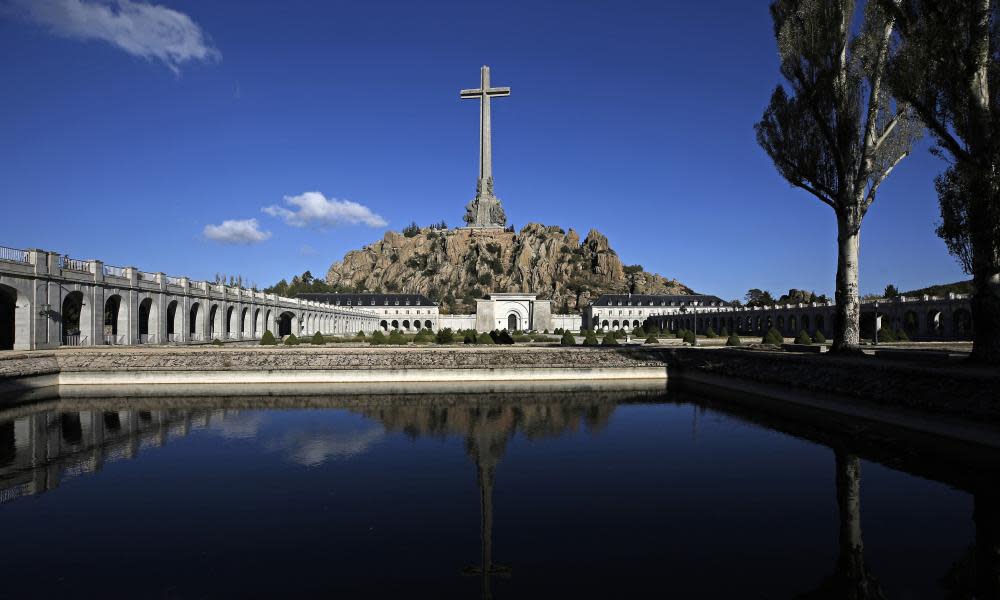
(203, 219, 271, 245)
(6, 0, 220, 74)
(263, 191, 388, 228)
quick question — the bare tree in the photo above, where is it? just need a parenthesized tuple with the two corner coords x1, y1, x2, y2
(756, 0, 920, 353)
(885, 0, 1000, 364)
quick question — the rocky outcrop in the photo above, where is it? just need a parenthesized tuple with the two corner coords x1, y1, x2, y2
(325, 223, 691, 313)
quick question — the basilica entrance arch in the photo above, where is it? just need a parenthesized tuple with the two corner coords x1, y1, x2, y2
(507, 313, 519, 331)
(0, 284, 16, 350)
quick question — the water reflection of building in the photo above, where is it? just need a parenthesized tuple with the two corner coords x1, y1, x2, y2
(0, 408, 227, 503)
(364, 397, 619, 599)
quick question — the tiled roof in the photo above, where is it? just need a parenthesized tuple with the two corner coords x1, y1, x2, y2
(294, 293, 437, 307)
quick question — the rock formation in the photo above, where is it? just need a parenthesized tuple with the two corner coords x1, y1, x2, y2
(325, 223, 691, 313)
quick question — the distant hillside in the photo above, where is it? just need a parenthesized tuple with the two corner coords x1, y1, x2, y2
(323, 223, 692, 314)
(902, 280, 973, 297)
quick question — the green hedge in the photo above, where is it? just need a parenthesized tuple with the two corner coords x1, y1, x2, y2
(260, 330, 277, 345)
(311, 331, 326, 345)
(477, 332, 496, 344)
(726, 334, 742, 346)
(583, 331, 599, 346)
(601, 333, 619, 346)
(645, 334, 658, 345)
(283, 334, 299, 346)
(762, 328, 783, 345)
(560, 331, 576, 346)
(370, 330, 386, 345)
(813, 330, 826, 344)
(794, 330, 813, 345)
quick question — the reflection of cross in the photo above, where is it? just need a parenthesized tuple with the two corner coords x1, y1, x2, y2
(462, 463, 511, 600)
(460, 66, 510, 193)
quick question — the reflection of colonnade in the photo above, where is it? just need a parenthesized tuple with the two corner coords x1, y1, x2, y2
(0, 407, 231, 503)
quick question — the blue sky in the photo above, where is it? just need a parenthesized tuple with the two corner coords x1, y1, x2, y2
(0, 0, 967, 300)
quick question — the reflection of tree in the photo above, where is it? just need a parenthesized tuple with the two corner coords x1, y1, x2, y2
(799, 451, 885, 600)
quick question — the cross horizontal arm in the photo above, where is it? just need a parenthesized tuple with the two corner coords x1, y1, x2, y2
(460, 87, 511, 99)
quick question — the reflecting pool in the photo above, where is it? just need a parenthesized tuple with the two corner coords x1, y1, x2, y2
(0, 389, 997, 599)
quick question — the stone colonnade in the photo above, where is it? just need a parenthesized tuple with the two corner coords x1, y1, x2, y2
(641, 295, 974, 340)
(0, 247, 379, 351)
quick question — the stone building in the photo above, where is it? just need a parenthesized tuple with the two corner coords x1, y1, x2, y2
(295, 293, 439, 333)
(585, 294, 728, 331)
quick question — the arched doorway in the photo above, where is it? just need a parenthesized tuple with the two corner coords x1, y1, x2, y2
(0, 284, 16, 350)
(278, 311, 295, 337)
(226, 306, 236, 340)
(138, 297, 157, 343)
(903, 311, 919, 337)
(190, 302, 202, 340)
(104, 294, 125, 345)
(166, 300, 182, 342)
(424, 319, 432, 330)
(507, 313, 519, 331)
(953, 309, 973, 338)
(391, 320, 399, 330)
(380, 320, 388, 331)
(927, 310, 943, 336)
(241, 307, 251, 338)
(62, 291, 84, 346)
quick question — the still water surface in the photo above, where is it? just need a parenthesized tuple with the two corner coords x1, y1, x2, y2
(0, 389, 994, 599)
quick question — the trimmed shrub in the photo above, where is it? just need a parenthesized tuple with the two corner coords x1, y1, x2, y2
(212, 338, 223, 346)
(762, 328, 783, 345)
(877, 328, 897, 343)
(543, 329, 550, 334)
(645, 334, 658, 345)
(283, 334, 299, 346)
(683, 330, 696, 344)
(435, 328, 455, 344)
(601, 333, 619, 346)
(357, 330, 366, 338)
(726, 334, 742, 346)
(895, 328, 910, 341)
(477, 332, 496, 344)
(370, 330, 386, 345)
(388, 330, 407, 345)
(583, 331, 600, 346)
(675, 329, 687, 339)
(413, 330, 432, 344)
(560, 331, 576, 346)
(720, 326, 729, 338)
(259, 330, 277, 346)
(464, 331, 476, 344)
(706, 327, 717, 338)
(311, 331, 326, 345)
(493, 330, 515, 344)
(813, 330, 827, 344)
(795, 330, 813, 345)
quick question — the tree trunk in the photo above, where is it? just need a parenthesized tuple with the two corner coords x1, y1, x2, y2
(970, 251, 1000, 365)
(832, 212, 862, 353)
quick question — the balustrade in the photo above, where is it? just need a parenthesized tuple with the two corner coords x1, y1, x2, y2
(0, 245, 30, 264)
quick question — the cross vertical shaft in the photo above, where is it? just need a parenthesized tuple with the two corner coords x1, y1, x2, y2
(461, 65, 510, 194)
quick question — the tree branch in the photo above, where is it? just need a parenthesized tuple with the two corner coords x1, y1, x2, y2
(906, 95, 973, 164)
(864, 150, 909, 211)
(873, 112, 901, 152)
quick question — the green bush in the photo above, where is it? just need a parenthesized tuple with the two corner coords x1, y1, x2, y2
(311, 331, 326, 345)
(560, 331, 576, 346)
(675, 329, 687, 339)
(645, 334, 658, 345)
(726, 334, 742, 346)
(895, 328, 910, 341)
(813, 330, 827, 344)
(259, 330, 277, 345)
(435, 328, 455, 344)
(794, 330, 813, 345)
(762, 328, 783, 345)
(601, 333, 619, 346)
(464, 330, 476, 344)
(370, 330, 386, 345)
(706, 327, 717, 338)
(388, 330, 408, 345)
(477, 332, 496, 344)
(212, 338, 223, 346)
(583, 331, 600, 346)
(720, 326, 729, 337)
(357, 330, 366, 338)
(543, 329, 550, 334)
(413, 330, 432, 344)
(683, 330, 696, 344)
(283, 334, 299, 346)
(877, 328, 897, 343)
(491, 329, 515, 345)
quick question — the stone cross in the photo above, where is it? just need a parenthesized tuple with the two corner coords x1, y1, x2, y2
(461, 65, 510, 189)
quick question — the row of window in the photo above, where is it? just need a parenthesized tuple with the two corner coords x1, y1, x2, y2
(330, 299, 424, 307)
(608, 300, 718, 307)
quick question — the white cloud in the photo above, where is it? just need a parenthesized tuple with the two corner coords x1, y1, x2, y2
(202, 218, 271, 245)
(263, 191, 388, 228)
(7, 0, 220, 74)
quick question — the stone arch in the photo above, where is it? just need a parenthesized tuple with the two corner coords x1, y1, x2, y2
(801, 315, 809, 332)
(776, 315, 785, 333)
(953, 308, 973, 338)
(380, 320, 388, 331)
(278, 311, 296, 337)
(927, 310, 943, 336)
(138, 297, 159, 344)
(414, 320, 422, 330)
(61, 290, 84, 346)
(632, 319, 640, 329)
(402, 319, 411, 331)
(104, 294, 127, 345)
(612, 319, 620, 330)
(266, 309, 275, 334)
(789, 315, 797, 333)
(601, 319, 609, 331)
(209, 304, 221, 339)
(190, 302, 204, 340)
(903, 310, 919, 336)
(391, 319, 399, 330)
(166, 299, 182, 342)
(815, 315, 825, 336)
(424, 319, 433, 330)
(242, 307, 252, 338)
(254, 308, 263, 337)
(0, 284, 19, 350)
(507, 313, 519, 331)
(226, 306, 238, 339)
